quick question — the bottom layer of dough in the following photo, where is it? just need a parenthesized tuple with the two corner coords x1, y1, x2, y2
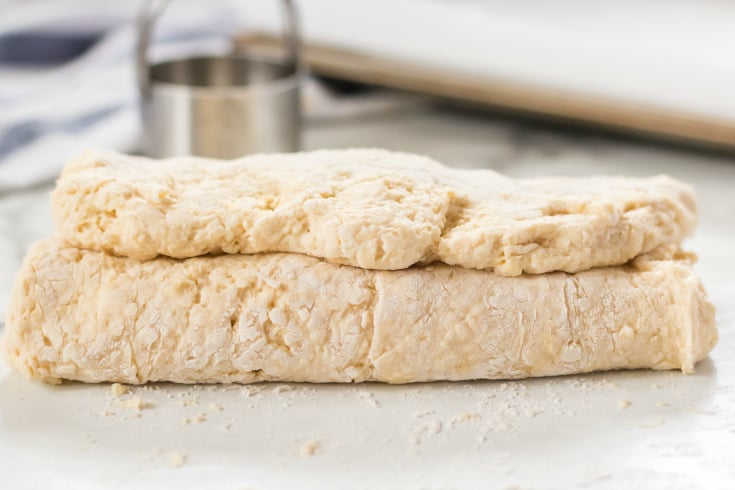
(1, 239, 717, 384)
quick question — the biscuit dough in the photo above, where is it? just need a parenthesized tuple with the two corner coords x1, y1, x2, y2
(51, 149, 696, 275)
(1, 239, 716, 384)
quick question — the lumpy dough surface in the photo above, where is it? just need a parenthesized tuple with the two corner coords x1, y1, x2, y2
(1, 239, 717, 384)
(51, 149, 697, 275)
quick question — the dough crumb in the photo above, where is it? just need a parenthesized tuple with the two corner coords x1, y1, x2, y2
(412, 410, 435, 419)
(242, 386, 263, 398)
(450, 413, 480, 426)
(655, 402, 670, 408)
(110, 383, 129, 396)
(272, 384, 294, 394)
(618, 400, 632, 410)
(98, 410, 116, 417)
(209, 403, 223, 412)
(122, 396, 152, 411)
(169, 451, 187, 468)
(358, 391, 379, 408)
(300, 440, 321, 457)
(430, 420, 443, 433)
(410, 420, 443, 445)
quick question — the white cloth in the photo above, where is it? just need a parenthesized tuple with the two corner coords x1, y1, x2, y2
(0, 0, 237, 192)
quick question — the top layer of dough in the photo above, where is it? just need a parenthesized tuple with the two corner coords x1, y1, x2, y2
(51, 149, 697, 275)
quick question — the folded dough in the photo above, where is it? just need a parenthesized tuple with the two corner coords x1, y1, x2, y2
(51, 149, 696, 276)
(2, 239, 716, 384)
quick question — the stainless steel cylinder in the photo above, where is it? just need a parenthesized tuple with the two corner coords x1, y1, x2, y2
(137, 0, 303, 159)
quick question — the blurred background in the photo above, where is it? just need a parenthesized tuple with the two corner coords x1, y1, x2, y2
(2, 0, 735, 187)
(0, 0, 734, 297)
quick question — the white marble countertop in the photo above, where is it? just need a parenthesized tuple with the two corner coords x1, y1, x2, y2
(1, 106, 734, 489)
